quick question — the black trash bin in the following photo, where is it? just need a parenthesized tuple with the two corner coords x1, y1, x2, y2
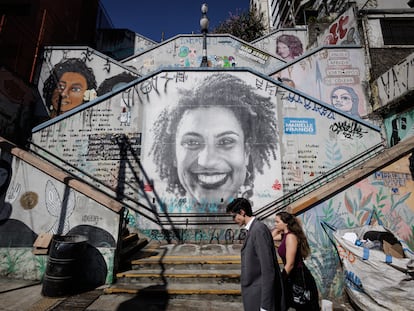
(42, 234, 88, 297)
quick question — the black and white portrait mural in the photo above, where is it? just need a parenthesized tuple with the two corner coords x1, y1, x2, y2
(146, 73, 282, 213)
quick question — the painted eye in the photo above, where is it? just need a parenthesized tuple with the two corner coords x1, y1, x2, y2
(217, 137, 236, 147)
(181, 139, 203, 150)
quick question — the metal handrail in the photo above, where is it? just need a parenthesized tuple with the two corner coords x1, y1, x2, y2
(27, 138, 385, 226)
(255, 142, 385, 220)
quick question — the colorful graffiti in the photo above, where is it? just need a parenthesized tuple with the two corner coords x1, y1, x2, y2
(37, 48, 139, 118)
(272, 47, 368, 118)
(122, 35, 283, 76)
(320, 7, 361, 46)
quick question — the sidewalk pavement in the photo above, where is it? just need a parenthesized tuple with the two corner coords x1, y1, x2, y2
(0, 278, 246, 311)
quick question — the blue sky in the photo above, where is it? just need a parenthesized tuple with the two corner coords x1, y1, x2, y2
(100, 1, 250, 42)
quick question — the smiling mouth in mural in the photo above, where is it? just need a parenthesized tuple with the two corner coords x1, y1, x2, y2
(193, 172, 229, 189)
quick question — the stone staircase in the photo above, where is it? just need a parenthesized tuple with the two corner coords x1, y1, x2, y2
(104, 241, 244, 310)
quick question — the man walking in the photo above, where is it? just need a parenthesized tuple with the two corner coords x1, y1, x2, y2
(227, 198, 285, 311)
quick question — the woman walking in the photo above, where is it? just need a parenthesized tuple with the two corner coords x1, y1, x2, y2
(273, 211, 320, 310)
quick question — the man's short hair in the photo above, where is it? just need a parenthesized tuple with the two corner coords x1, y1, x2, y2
(226, 198, 253, 216)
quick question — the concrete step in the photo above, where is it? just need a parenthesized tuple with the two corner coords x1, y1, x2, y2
(88, 292, 243, 311)
(104, 282, 241, 296)
(107, 242, 244, 300)
(116, 268, 241, 285)
(131, 254, 242, 270)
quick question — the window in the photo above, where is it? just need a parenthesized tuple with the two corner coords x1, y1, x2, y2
(381, 19, 414, 45)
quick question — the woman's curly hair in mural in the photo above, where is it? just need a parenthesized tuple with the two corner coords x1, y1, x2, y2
(42, 58, 97, 114)
(276, 34, 304, 59)
(97, 72, 138, 96)
(150, 73, 279, 199)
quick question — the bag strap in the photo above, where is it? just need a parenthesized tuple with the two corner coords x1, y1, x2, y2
(300, 265, 307, 289)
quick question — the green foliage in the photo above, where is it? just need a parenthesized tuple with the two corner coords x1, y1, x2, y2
(1, 248, 25, 275)
(36, 255, 47, 280)
(211, 8, 265, 42)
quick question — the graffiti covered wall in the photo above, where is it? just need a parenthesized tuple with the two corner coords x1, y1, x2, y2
(0, 143, 121, 282)
(134, 33, 157, 55)
(272, 47, 370, 118)
(252, 28, 307, 62)
(374, 51, 414, 111)
(384, 108, 414, 147)
(312, 7, 361, 47)
(36, 47, 140, 117)
(299, 153, 414, 299)
(30, 69, 382, 230)
(121, 34, 285, 76)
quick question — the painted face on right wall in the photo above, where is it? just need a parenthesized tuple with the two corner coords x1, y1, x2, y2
(331, 88, 353, 113)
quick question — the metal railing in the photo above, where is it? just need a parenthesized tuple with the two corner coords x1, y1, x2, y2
(28, 136, 387, 225)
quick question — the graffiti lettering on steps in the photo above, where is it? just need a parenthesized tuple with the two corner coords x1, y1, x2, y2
(330, 120, 367, 139)
(144, 228, 247, 244)
(255, 78, 287, 96)
(287, 93, 336, 119)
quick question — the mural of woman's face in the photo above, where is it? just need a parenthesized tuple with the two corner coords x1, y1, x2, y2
(175, 106, 250, 205)
(276, 42, 291, 59)
(53, 72, 87, 114)
(331, 88, 354, 112)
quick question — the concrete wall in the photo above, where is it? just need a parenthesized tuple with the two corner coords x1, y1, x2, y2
(271, 46, 371, 118)
(252, 27, 308, 62)
(374, 51, 414, 110)
(287, 153, 414, 299)
(29, 69, 382, 231)
(121, 34, 285, 76)
(384, 108, 414, 147)
(315, 7, 361, 47)
(36, 47, 140, 117)
(134, 33, 157, 55)
(0, 139, 121, 282)
(251, 28, 308, 61)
